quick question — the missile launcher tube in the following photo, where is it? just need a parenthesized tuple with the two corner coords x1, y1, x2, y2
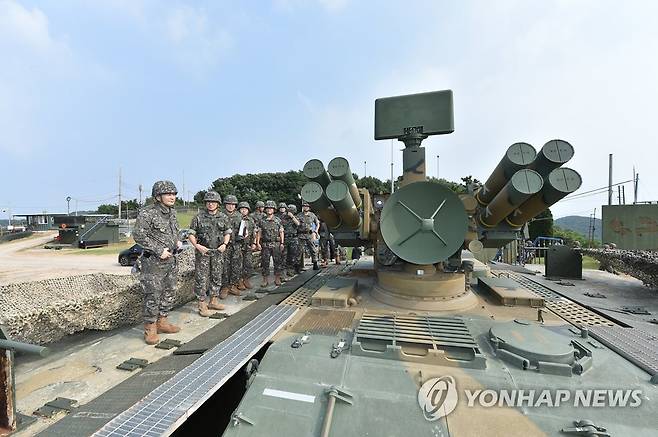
(327, 157, 362, 208)
(476, 142, 537, 205)
(303, 159, 332, 189)
(326, 180, 361, 229)
(300, 182, 341, 229)
(529, 139, 574, 177)
(479, 169, 544, 227)
(506, 167, 582, 227)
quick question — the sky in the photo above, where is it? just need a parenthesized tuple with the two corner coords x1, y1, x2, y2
(1, 0, 657, 220)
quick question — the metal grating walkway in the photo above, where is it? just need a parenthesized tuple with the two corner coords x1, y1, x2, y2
(589, 326, 658, 380)
(92, 305, 297, 437)
(497, 271, 615, 327)
(282, 263, 352, 307)
(291, 309, 356, 335)
(352, 314, 486, 369)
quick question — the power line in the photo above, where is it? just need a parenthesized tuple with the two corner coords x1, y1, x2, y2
(563, 179, 633, 201)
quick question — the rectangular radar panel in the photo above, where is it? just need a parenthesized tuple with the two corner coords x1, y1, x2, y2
(374, 90, 454, 140)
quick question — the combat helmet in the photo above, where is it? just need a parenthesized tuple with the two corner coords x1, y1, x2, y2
(255, 201, 265, 209)
(203, 191, 222, 203)
(278, 202, 287, 209)
(238, 201, 251, 211)
(224, 194, 238, 204)
(287, 204, 298, 213)
(265, 200, 277, 209)
(152, 180, 178, 197)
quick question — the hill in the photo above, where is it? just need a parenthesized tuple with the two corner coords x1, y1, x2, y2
(555, 215, 602, 242)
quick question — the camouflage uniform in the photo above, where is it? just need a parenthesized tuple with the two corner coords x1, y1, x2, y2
(188, 209, 231, 301)
(239, 209, 256, 280)
(223, 209, 244, 287)
(282, 207, 301, 273)
(133, 202, 179, 324)
(260, 215, 284, 275)
(299, 210, 319, 263)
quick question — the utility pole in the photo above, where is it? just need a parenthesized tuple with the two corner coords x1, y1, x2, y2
(622, 185, 626, 204)
(634, 173, 639, 203)
(436, 155, 440, 179)
(617, 186, 621, 205)
(182, 170, 186, 206)
(138, 184, 143, 206)
(118, 167, 122, 220)
(390, 140, 394, 193)
(608, 154, 613, 206)
(364, 161, 367, 178)
(66, 196, 71, 215)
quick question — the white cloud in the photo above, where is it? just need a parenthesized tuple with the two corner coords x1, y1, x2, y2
(274, 0, 350, 13)
(164, 5, 232, 76)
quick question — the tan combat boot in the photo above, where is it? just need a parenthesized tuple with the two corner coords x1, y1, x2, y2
(208, 296, 226, 310)
(144, 323, 159, 345)
(198, 300, 212, 317)
(261, 275, 269, 288)
(237, 279, 247, 291)
(243, 277, 253, 289)
(274, 274, 282, 286)
(219, 286, 229, 299)
(229, 284, 242, 296)
(156, 316, 180, 334)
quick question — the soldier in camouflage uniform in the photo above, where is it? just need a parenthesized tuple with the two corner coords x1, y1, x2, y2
(299, 201, 320, 270)
(188, 191, 232, 317)
(276, 202, 290, 282)
(283, 204, 302, 276)
(221, 195, 244, 297)
(253, 201, 266, 229)
(257, 200, 285, 287)
(133, 180, 182, 345)
(238, 201, 256, 289)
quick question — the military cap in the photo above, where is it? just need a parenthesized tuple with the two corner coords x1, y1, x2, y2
(265, 200, 277, 209)
(255, 201, 265, 208)
(224, 194, 238, 204)
(287, 204, 298, 213)
(238, 201, 251, 211)
(203, 191, 222, 203)
(278, 202, 287, 209)
(152, 180, 178, 197)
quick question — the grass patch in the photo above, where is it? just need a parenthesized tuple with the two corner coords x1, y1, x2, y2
(177, 210, 196, 229)
(582, 255, 600, 270)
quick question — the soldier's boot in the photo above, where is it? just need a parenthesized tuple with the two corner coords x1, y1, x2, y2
(243, 277, 253, 289)
(237, 279, 247, 291)
(144, 323, 159, 345)
(313, 261, 320, 270)
(261, 275, 269, 288)
(274, 274, 282, 286)
(156, 316, 180, 334)
(198, 300, 212, 317)
(208, 297, 226, 310)
(219, 286, 229, 299)
(229, 284, 242, 296)
(280, 274, 288, 283)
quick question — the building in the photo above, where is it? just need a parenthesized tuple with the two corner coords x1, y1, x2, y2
(12, 213, 68, 231)
(53, 215, 120, 248)
(602, 204, 658, 250)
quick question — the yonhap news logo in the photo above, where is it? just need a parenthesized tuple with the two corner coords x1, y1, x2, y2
(418, 375, 644, 421)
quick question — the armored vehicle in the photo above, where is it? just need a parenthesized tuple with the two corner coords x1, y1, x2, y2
(30, 91, 657, 437)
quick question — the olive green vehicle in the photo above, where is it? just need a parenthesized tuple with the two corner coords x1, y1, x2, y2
(218, 91, 657, 437)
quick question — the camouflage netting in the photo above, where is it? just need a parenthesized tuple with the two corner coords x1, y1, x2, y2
(581, 248, 658, 290)
(0, 251, 196, 345)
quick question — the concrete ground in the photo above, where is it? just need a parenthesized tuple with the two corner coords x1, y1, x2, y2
(0, 232, 129, 285)
(12, 295, 254, 436)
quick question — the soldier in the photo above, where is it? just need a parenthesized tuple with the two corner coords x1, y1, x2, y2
(221, 195, 244, 297)
(318, 220, 331, 267)
(282, 203, 301, 277)
(133, 180, 182, 345)
(188, 191, 231, 317)
(238, 201, 256, 289)
(253, 201, 266, 229)
(299, 201, 320, 270)
(257, 200, 285, 287)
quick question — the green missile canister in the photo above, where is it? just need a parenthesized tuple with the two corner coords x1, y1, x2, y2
(476, 142, 537, 205)
(303, 159, 332, 189)
(326, 180, 361, 229)
(506, 167, 582, 227)
(327, 157, 362, 208)
(479, 169, 544, 227)
(301, 182, 341, 229)
(529, 139, 574, 177)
